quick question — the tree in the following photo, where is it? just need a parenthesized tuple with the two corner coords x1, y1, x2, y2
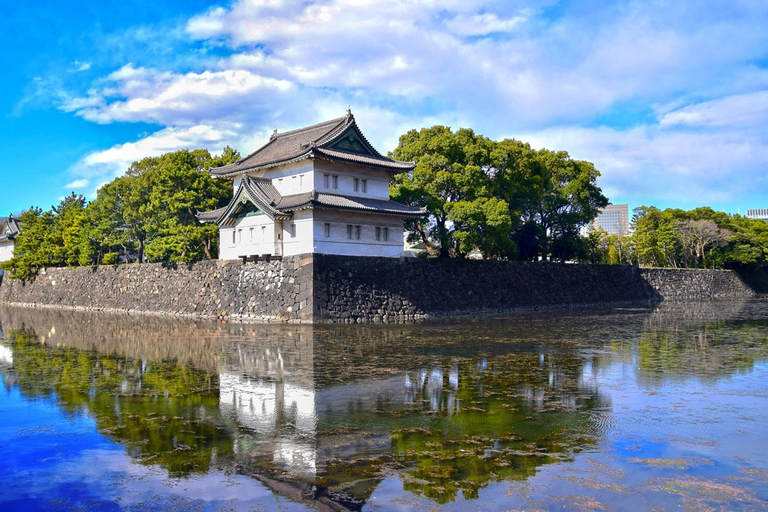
(139, 149, 235, 262)
(391, 126, 606, 261)
(391, 126, 512, 258)
(676, 219, 730, 269)
(497, 147, 607, 261)
(1, 194, 88, 278)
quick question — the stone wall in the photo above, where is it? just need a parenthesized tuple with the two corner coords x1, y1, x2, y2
(0, 254, 757, 323)
(639, 268, 754, 301)
(0, 255, 314, 322)
(313, 255, 662, 322)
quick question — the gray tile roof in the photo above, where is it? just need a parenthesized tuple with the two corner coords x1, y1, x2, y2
(0, 216, 20, 242)
(197, 176, 291, 225)
(278, 192, 426, 216)
(210, 113, 414, 177)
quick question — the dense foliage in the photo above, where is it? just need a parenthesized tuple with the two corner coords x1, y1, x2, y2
(586, 206, 768, 270)
(2, 148, 238, 279)
(390, 126, 608, 260)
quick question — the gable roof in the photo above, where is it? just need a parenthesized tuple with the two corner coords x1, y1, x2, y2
(0, 216, 21, 242)
(198, 176, 292, 226)
(210, 112, 414, 178)
(198, 176, 425, 225)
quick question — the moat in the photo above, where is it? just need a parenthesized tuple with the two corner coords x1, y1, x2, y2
(1, 300, 767, 511)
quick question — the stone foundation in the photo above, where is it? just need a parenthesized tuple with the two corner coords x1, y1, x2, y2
(0, 255, 756, 323)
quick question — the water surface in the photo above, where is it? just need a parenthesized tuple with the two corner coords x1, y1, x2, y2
(1, 300, 767, 511)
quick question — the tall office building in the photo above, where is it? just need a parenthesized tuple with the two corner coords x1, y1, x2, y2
(590, 204, 630, 237)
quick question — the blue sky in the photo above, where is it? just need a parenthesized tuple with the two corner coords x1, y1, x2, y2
(2, 0, 768, 217)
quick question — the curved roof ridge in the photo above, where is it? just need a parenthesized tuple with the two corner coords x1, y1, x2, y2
(209, 112, 412, 177)
(276, 115, 347, 139)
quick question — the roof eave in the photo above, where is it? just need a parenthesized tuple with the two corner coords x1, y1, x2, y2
(212, 152, 314, 179)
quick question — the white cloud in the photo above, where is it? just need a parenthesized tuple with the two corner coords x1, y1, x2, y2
(659, 90, 768, 128)
(71, 61, 92, 72)
(519, 123, 768, 209)
(61, 64, 293, 126)
(64, 179, 90, 189)
(68, 123, 265, 200)
(57, 0, 768, 212)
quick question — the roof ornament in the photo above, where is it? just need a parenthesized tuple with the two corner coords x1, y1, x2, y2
(346, 105, 353, 118)
(270, 128, 278, 140)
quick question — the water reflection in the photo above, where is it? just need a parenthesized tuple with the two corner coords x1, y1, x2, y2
(1, 300, 767, 510)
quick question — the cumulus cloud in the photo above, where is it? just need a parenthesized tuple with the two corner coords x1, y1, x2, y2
(58, 0, 768, 211)
(61, 64, 293, 126)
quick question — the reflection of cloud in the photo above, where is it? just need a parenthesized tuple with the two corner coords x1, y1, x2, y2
(56, 448, 291, 511)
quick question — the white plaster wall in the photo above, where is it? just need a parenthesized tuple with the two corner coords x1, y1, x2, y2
(314, 160, 391, 200)
(233, 160, 315, 197)
(219, 214, 277, 260)
(0, 242, 14, 263)
(281, 209, 314, 257)
(312, 210, 405, 257)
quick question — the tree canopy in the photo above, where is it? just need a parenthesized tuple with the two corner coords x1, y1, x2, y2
(2, 147, 238, 278)
(391, 126, 608, 260)
(587, 205, 768, 271)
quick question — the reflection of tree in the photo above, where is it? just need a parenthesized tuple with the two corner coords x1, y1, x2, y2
(631, 322, 768, 387)
(1, 306, 618, 509)
(5, 328, 233, 477)
(309, 350, 607, 506)
(390, 354, 604, 503)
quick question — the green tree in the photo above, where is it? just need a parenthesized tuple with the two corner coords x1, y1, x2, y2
(140, 149, 235, 262)
(1, 194, 88, 278)
(391, 126, 512, 258)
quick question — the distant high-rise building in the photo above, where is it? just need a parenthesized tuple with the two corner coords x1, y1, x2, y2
(589, 204, 629, 237)
(746, 209, 768, 221)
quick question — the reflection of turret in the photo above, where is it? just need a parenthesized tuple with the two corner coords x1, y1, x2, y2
(0, 305, 622, 510)
(219, 371, 317, 477)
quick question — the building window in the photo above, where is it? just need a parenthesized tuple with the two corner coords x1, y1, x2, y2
(383, 227, 389, 241)
(232, 230, 236, 244)
(353, 178, 359, 192)
(237, 229, 242, 243)
(261, 226, 266, 240)
(324, 223, 331, 238)
(375, 226, 381, 241)
(355, 225, 361, 240)
(332, 175, 338, 189)
(347, 224, 353, 239)
(299, 174, 304, 187)
(290, 224, 296, 238)
(249, 227, 254, 242)
(361, 179, 367, 193)
(324, 174, 330, 188)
